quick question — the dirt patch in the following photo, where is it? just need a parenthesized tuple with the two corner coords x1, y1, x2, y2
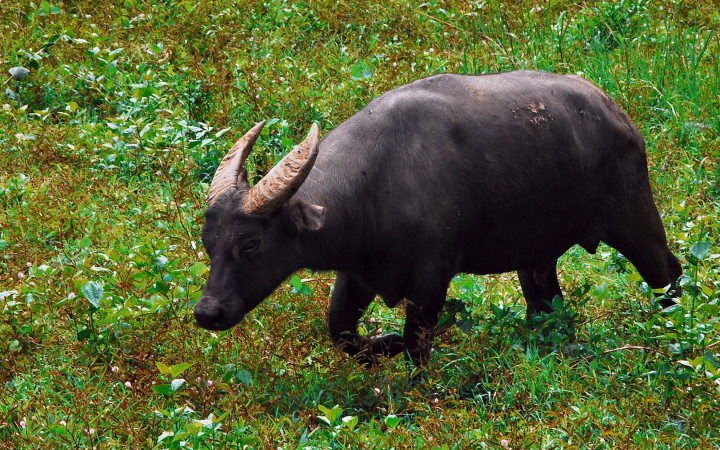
(524, 102, 546, 114)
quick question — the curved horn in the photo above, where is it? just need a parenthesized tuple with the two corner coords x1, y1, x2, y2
(207, 121, 265, 205)
(242, 123, 320, 216)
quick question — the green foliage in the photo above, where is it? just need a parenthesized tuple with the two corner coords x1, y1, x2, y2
(1, 0, 720, 448)
(81, 280, 103, 309)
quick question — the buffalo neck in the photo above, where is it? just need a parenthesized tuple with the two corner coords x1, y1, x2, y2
(290, 182, 358, 273)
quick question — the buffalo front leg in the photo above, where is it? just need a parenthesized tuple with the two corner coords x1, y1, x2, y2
(403, 272, 452, 366)
(328, 272, 404, 362)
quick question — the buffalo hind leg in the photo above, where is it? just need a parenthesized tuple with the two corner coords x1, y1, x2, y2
(518, 259, 563, 319)
(604, 191, 682, 307)
(328, 272, 404, 364)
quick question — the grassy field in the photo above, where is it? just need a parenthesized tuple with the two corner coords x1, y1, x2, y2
(1, 0, 719, 448)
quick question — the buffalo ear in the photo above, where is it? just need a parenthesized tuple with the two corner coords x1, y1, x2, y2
(286, 200, 324, 232)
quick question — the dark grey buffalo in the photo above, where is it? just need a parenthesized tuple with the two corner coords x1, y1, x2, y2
(194, 70, 681, 365)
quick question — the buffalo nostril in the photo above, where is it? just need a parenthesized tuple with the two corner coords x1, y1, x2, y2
(194, 303, 224, 329)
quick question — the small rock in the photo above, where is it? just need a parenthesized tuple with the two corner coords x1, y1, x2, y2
(9, 67, 30, 81)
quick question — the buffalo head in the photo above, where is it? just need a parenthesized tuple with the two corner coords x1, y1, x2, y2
(194, 122, 325, 331)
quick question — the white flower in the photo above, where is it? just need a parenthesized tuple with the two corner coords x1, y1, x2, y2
(68, 292, 76, 299)
(124, 381, 132, 388)
(60, 420, 67, 426)
(111, 366, 119, 373)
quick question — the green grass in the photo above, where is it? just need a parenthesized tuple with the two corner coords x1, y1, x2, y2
(1, 0, 719, 448)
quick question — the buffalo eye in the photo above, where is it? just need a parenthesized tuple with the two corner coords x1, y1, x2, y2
(232, 238, 260, 259)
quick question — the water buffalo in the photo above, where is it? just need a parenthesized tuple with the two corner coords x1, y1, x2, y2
(194, 70, 681, 365)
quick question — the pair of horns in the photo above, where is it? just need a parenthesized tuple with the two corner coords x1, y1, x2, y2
(207, 121, 320, 215)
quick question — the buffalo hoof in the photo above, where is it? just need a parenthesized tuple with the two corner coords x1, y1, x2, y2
(354, 333, 406, 367)
(369, 333, 405, 357)
(658, 286, 681, 309)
